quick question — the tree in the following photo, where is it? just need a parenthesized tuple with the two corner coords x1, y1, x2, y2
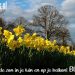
(33, 5, 70, 45)
(14, 17, 28, 26)
(0, 18, 5, 28)
(55, 27, 70, 45)
(6, 22, 15, 32)
(0, 17, 6, 33)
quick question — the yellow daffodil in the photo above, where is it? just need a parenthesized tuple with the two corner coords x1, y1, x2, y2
(7, 40, 18, 51)
(13, 25, 25, 36)
(17, 37, 23, 47)
(3, 30, 12, 39)
(53, 40, 57, 45)
(70, 51, 75, 55)
(2, 26, 75, 56)
(7, 35, 14, 44)
(0, 27, 2, 35)
(32, 33, 37, 37)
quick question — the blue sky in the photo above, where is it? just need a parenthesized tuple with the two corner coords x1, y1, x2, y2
(0, 0, 63, 20)
(0, 0, 75, 22)
(0, 0, 6, 3)
(0, 0, 75, 26)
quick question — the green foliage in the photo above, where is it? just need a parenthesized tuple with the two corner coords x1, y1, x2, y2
(0, 43, 75, 69)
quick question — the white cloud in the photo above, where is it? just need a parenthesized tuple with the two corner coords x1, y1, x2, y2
(4, 0, 56, 21)
(4, 0, 22, 21)
(61, 0, 75, 24)
(26, 0, 56, 12)
(24, 0, 56, 20)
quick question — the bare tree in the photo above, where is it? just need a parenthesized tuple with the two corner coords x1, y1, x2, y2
(33, 5, 70, 45)
(54, 27, 70, 45)
(14, 17, 28, 26)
